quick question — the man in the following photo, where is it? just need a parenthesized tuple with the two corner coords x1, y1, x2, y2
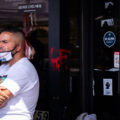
(0, 26, 39, 120)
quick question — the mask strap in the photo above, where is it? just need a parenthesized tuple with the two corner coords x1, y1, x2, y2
(0, 45, 18, 56)
(10, 45, 18, 56)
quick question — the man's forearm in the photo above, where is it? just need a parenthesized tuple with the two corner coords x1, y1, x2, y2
(0, 86, 12, 108)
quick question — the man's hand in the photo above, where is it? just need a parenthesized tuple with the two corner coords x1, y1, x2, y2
(0, 86, 13, 108)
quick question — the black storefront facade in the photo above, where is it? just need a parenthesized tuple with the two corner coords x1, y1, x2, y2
(48, 0, 120, 120)
(0, 0, 120, 120)
(48, 0, 94, 120)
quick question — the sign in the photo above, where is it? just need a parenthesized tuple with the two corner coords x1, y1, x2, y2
(18, 3, 45, 12)
(103, 31, 116, 48)
(34, 110, 49, 120)
(105, 2, 114, 9)
(103, 78, 113, 96)
(114, 51, 120, 68)
(101, 18, 114, 27)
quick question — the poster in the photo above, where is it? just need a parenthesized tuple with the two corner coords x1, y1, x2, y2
(103, 78, 113, 96)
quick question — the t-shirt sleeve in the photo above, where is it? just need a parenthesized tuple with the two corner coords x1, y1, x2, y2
(0, 78, 20, 96)
(0, 68, 28, 96)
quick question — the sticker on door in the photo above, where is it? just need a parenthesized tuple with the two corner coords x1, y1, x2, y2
(103, 78, 113, 96)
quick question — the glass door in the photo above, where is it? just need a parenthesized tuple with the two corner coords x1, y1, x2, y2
(92, 0, 120, 120)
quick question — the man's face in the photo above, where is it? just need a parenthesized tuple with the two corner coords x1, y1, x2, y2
(0, 32, 16, 52)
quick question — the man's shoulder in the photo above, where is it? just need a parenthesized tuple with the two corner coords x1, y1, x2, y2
(9, 58, 37, 74)
(14, 57, 34, 68)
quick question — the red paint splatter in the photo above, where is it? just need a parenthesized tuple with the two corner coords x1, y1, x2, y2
(50, 47, 70, 71)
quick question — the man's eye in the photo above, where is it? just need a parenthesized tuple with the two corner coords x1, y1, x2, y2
(2, 40, 8, 43)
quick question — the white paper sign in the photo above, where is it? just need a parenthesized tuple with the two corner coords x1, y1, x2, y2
(103, 78, 113, 96)
(114, 52, 120, 68)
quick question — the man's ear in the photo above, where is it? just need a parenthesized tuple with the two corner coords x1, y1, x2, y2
(16, 44, 22, 52)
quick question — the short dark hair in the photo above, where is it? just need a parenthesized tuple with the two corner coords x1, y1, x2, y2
(0, 25, 25, 38)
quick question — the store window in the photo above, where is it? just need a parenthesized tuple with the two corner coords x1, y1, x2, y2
(93, 0, 120, 120)
(0, 0, 49, 120)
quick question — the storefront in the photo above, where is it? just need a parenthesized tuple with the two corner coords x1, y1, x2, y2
(93, 0, 120, 120)
(0, 0, 49, 120)
(48, 0, 93, 120)
(0, 0, 120, 120)
(49, 0, 120, 120)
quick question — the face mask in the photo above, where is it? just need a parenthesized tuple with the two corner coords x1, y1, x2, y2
(0, 52, 13, 62)
(0, 46, 17, 62)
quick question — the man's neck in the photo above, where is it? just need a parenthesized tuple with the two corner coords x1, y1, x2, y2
(9, 54, 25, 66)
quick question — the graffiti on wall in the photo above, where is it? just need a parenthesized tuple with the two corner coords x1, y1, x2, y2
(50, 47, 71, 71)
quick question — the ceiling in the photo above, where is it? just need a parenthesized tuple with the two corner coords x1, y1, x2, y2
(0, 0, 48, 23)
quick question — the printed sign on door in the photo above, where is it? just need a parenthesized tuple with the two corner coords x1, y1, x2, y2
(103, 78, 113, 96)
(103, 31, 116, 48)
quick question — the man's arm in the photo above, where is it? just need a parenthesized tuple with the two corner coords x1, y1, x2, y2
(0, 86, 13, 108)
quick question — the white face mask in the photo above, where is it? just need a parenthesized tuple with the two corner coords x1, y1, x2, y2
(0, 45, 18, 62)
(0, 52, 13, 62)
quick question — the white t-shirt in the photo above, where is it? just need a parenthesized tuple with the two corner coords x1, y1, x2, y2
(0, 57, 39, 120)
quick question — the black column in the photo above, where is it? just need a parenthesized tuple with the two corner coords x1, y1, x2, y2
(80, 0, 94, 113)
(48, 0, 70, 120)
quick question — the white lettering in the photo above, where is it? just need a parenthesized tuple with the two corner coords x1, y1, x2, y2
(18, 3, 43, 10)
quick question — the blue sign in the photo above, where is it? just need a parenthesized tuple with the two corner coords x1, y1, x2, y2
(103, 31, 116, 48)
